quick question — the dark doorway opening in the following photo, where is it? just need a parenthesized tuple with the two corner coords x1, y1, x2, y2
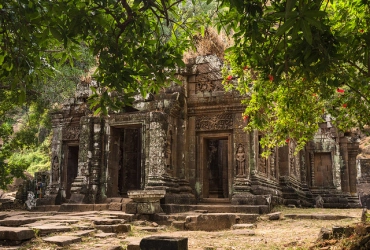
(109, 127, 142, 197)
(65, 145, 79, 199)
(203, 139, 228, 198)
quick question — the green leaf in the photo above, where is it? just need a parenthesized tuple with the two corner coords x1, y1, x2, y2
(300, 20, 312, 45)
(275, 18, 297, 37)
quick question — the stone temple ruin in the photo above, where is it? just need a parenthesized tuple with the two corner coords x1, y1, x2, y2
(39, 55, 362, 213)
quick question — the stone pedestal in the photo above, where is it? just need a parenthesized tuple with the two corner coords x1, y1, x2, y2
(126, 190, 166, 214)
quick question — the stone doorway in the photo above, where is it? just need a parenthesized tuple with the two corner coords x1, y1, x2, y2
(199, 134, 232, 199)
(108, 127, 142, 197)
(62, 145, 79, 199)
(313, 153, 333, 187)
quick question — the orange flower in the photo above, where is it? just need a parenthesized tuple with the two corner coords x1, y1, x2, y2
(243, 66, 249, 70)
(226, 75, 232, 81)
(342, 103, 347, 108)
(243, 115, 249, 122)
(268, 75, 274, 81)
(285, 138, 290, 144)
(360, 29, 364, 33)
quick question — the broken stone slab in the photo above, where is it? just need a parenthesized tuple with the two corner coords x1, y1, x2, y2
(65, 230, 95, 237)
(43, 235, 81, 246)
(95, 224, 131, 233)
(232, 224, 256, 230)
(94, 232, 116, 238)
(0, 217, 38, 227)
(31, 224, 72, 236)
(93, 219, 124, 225)
(0, 226, 35, 241)
(140, 236, 188, 250)
(267, 212, 282, 220)
(108, 202, 122, 211)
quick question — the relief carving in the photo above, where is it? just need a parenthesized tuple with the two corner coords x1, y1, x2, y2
(165, 130, 173, 173)
(270, 148, 276, 178)
(195, 114, 232, 131)
(196, 81, 223, 93)
(236, 144, 246, 177)
(52, 156, 59, 183)
(62, 126, 80, 140)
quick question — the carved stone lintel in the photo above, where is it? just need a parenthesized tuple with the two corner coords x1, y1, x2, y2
(195, 114, 232, 131)
(62, 126, 80, 140)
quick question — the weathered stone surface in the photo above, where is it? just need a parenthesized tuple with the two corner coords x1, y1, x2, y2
(31, 224, 72, 235)
(66, 230, 95, 237)
(0, 226, 35, 241)
(267, 212, 282, 220)
(185, 214, 236, 231)
(109, 202, 122, 211)
(136, 202, 163, 214)
(317, 227, 332, 241)
(43, 235, 81, 246)
(332, 226, 354, 238)
(94, 232, 116, 238)
(125, 237, 141, 250)
(95, 224, 131, 233)
(171, 221, 185, 230)
(232, 224, 256, 230)
(0, 217, 38, 227)
(93, 219, 124, 225)
(231, 229, 256, 236)
(136, 226, 159, 232)
(140, 236, 188, 250)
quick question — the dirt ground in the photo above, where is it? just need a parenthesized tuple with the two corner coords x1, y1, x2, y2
(18, 207, 363, 250)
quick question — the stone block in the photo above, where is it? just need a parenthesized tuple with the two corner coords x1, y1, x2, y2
(171, 221, 185, 230)
(137, 202, 163, 214)
(43, 235, 81, 246)
(125, 203, 137, 214)
(94, 204, 109, 211)
(0, 226, 35, 241)
(109, 202, 122, 211)
(140, 236, 188, 250)
(31, 224, 72, 236)
(317, 227, 332, 241)
(95, 232, 116, 238)
(185, 214, 236, 231)
(267, 212, 282, 220)
(232, 224, 256, 230)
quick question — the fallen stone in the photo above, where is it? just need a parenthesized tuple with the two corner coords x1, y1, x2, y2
(0, 226, 35, 241)
(43, 235, 81, 246)
(287, 204, 296, 208)
(267, 212, 282, 220)
(232, 224, 256, 230)
(94, 232, 116, 238)
(332, 226, 354, 238)
(125, 237, 141, 250)
(317, 227, 332, 241)
(133, 220, 147, 226)
(140, 236, 188, 250)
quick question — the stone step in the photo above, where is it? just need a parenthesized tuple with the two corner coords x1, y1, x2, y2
(31, 223, 73, 236)
(284, 214, 355, 220)
(199, 198, 230, 204)
(162, 204, 268, 214)
(42, 235, 81, 246)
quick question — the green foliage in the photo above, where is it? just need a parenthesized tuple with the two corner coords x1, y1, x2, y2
(219, 0, 370, 151)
